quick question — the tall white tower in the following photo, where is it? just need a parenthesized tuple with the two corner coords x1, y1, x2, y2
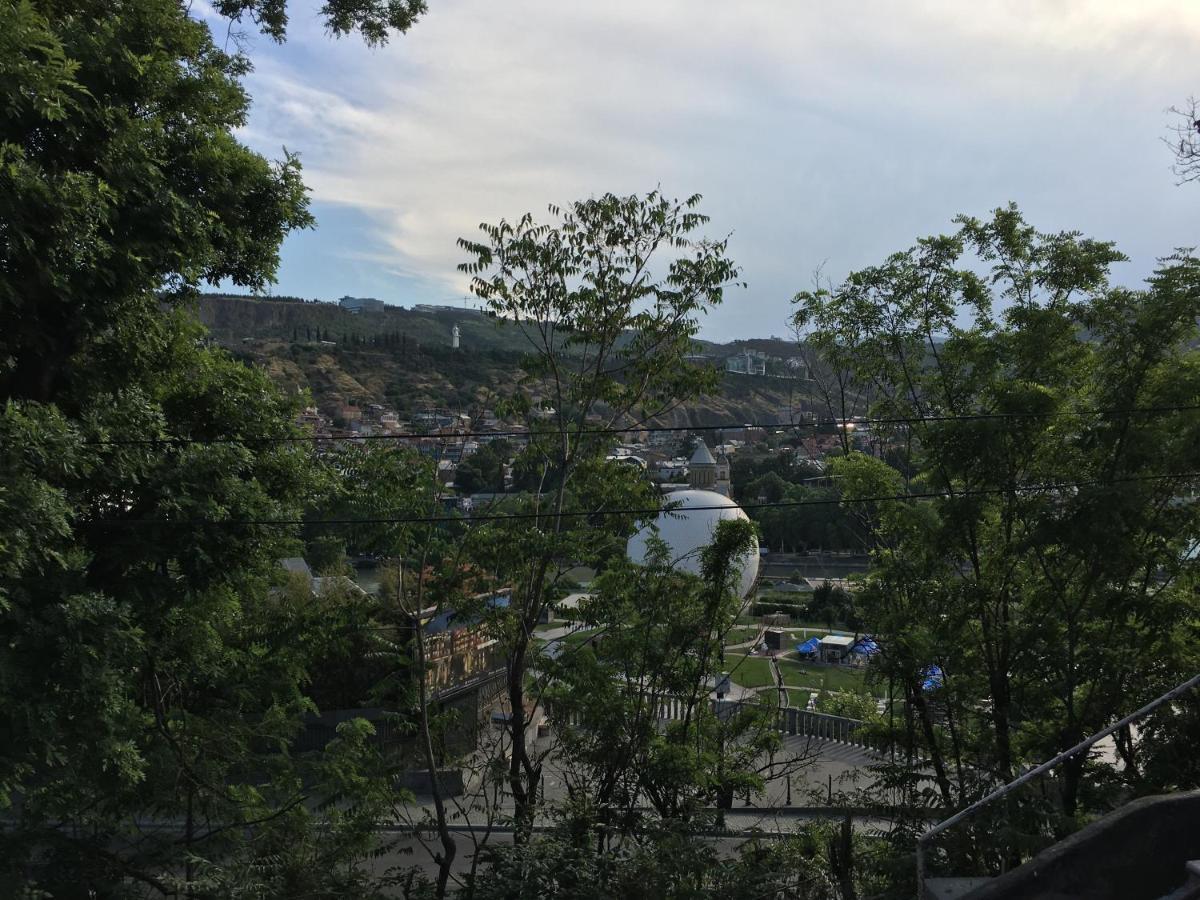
(451, 324, 460, 349)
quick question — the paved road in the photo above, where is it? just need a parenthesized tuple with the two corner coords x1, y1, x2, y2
(377, 735, 885, 885)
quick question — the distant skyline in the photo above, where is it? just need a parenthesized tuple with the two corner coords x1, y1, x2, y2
(203, 0, 1199, 340)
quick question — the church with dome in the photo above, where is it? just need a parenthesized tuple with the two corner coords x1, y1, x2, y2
(627, 440, 759, 598)
(686, 439, 731, 496)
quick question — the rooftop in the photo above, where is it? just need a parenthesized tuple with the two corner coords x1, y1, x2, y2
(819, 634, 857, 647)
(690, 441, 716, 466)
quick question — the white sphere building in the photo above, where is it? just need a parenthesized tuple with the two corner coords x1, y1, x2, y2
(626, 488, 760, 599)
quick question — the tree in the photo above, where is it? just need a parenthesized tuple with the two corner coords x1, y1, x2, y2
(1, 0, 312, 404)
(547, 521, 774, 819)
(453, 443, 505, 494)
(1165, 96, 1200, 185)
(475, 520, 832, 898)
(209, 0, 426, 45)
(0, 0, 424, 893)
(795, 205, 1200, 881)
(805, 580, 858, 632)
(457, 190, 742, 835)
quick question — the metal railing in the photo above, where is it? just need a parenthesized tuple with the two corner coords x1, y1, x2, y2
(915, 670, 1200, 897)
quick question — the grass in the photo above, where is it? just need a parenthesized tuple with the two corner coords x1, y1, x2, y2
(724, 654, 777, 689)
(761, 657, 888, 699)
(733, 612, 858, 636)
(784, 689, 811, 709)
(724, 625, 762, 645)
(725, 653, 881, 698)
(819, 664, 876, 694)
(775, 658, 815, 688)
(561, 626, 604, 646)
(794, 662, 884, 697)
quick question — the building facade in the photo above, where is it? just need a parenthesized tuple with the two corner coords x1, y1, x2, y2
(339, 295, 386, 314)
(724, 349, 767, 376)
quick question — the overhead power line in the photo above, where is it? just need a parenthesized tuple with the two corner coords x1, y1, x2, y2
(84, 470, 1200, 531)
(84, 403, 1200, 448)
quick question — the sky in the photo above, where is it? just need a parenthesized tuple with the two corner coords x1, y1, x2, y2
(204, 0, 1199, 340)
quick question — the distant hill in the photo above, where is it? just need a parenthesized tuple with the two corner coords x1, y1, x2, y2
(195, 294, 532, 354)
(196, 294, 818, 426)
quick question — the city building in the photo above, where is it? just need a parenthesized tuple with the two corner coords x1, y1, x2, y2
(338, 295, 385, 314)
(818, 634, 857, 663)
(724, 349, 767, 376)
(687, 440, 731, 497)
(420, 589, 510, 695)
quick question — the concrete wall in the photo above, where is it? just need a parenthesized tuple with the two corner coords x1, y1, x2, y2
(399, 768, 466, 797)
(963, 790, 1200, 900)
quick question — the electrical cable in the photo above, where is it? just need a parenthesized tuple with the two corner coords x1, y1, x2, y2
(83, 469, 1200, 530)
(83, 403, 1200, 447)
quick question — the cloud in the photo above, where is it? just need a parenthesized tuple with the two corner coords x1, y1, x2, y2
(235, 0, 1200, 337)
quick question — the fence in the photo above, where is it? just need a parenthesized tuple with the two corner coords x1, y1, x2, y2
(553, 695, 875, 751)
(718, 700, 875, 749)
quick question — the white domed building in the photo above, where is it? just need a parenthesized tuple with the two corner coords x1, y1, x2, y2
(627, 442, 759, 598)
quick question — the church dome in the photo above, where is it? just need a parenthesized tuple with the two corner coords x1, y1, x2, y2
(627, 489, 760, 598)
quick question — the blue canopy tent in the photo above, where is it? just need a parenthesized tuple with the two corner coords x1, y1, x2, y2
(921, 665, 944, 692)
(851, 636, 880, 657)
(796, 637, 821, 657)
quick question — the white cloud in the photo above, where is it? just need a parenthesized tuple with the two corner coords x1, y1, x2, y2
(236, 0, 1200, 336)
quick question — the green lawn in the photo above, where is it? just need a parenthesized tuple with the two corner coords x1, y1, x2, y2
(724, 626, 762, 645)
(562, 626, 604, 646)
(772, 658, 886, 698)
(775, 658, 814, 688)
(724, 654, 776, 689)
(819, 664, 875, 694)
(784, 689, 811, 709)
(725, 654, 881, 697)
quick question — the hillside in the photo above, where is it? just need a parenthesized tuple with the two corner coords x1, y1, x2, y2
(197, 294, 817, 425)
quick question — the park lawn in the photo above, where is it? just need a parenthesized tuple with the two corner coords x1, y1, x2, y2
(562, 626, 604, 646)
(818, 664, 878, 695)
(785, 689, 811, 709)
(724, 626, 762, 645)
(776, 658, 822, 689)
(725, 654, 776, 689)
(775, 659, 886, 698)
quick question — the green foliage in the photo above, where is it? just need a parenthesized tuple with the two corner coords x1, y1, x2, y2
(795, 205, 1200, 878)
(458, 190, 738, 427)
(0, 0, 313, 404)
(545, 521, 769, 821)
(0, 0, 423, 893)
(453, 442, 506, 495)
(732, 451, 860, 550)
(471, 824, 844, 900)
(211, 0, 427, 45)
(815, 691, 878, 720)
(453, 190, 743, 835)
(804, 580, 861, 631)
